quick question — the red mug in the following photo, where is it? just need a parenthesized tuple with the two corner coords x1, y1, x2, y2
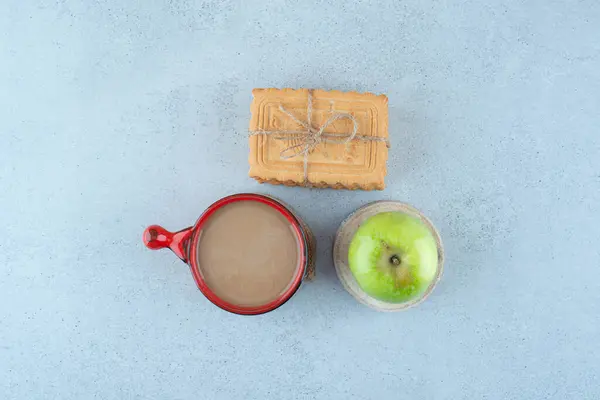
(143, 193, 314, 315)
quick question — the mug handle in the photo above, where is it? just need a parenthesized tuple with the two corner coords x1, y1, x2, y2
(143, 225, 193, 263)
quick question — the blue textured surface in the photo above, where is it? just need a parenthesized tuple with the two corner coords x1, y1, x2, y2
(1, 1, 599, 399)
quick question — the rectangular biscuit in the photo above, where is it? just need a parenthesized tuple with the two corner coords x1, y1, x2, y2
(248, 88, 389, 190)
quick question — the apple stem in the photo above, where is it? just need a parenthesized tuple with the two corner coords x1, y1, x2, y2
(390, 255, 401, 266)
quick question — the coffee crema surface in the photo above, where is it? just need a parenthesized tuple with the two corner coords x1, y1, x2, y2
(195, 201, 301, 307)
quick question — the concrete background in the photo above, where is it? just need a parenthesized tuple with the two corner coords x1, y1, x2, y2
(1, 1, 599, 399)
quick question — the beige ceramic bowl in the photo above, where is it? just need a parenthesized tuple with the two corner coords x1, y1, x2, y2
(333, 201, 444, 311)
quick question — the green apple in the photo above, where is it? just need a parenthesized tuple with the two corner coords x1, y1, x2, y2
(348, 211, 439, 303)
